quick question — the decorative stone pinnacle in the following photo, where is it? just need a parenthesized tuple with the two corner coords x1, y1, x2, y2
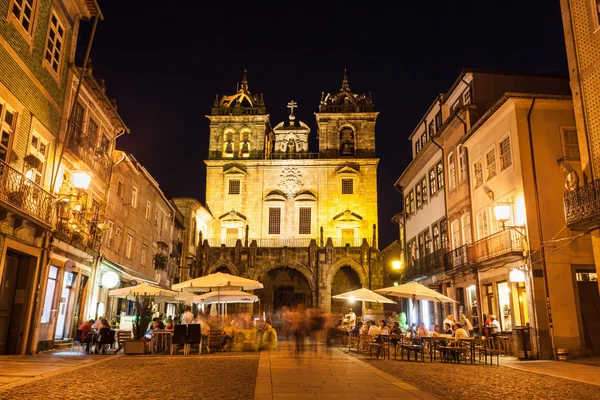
(341, 68, 350, 91)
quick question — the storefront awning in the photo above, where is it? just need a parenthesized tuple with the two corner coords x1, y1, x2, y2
(101, 259, 157, 286)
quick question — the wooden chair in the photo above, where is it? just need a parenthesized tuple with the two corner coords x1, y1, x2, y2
(70, 329, 84, 354)
(171, 324, 188, 355)
(186, 324, 202, 355)
(369, 335, 391, 360)
(347, 333, 359, 352)
(95, 329, 116, 354)
(478, 337, 501, 365)
(115, 330, 131, 353)
(207, 328, 223, 353)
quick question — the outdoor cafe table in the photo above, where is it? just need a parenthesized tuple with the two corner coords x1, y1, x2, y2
(459, 337, 488, 364)
(420, 335, 451, 362)
(152, 330, 173, 353)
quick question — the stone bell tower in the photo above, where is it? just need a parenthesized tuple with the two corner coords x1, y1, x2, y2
(206, 70, 271, 160)
(315, 69, 378, 159)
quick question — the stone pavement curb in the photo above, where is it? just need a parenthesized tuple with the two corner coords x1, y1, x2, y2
(0, 354, 123, 392)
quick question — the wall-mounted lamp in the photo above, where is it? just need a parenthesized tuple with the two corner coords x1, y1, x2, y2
(72, 170, 92, 191)
(392, 260, 402, 270)
(493, 203, 512, 229)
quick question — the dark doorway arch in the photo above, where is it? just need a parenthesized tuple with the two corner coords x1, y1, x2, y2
(330, 265, 361, 318)
(257, 267, 313, 319)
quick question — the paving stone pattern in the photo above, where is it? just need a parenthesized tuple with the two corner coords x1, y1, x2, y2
(362, 356, 600, 400)
(0, 353, 259, 400)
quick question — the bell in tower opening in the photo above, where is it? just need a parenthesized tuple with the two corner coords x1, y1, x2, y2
(240, 132, 250, 155)
(225, 133, 234, 154)
(340, 127, 355, 156)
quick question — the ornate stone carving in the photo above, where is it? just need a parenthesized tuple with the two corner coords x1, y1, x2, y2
(278, 167, 304, 198)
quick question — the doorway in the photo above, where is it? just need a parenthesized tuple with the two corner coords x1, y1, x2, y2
(576, 271, 600, 355)
(55, 270, 76, 339)
(0, 250, 37, 354)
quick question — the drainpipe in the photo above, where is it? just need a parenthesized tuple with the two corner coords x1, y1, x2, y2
(526, 97, 556, 360)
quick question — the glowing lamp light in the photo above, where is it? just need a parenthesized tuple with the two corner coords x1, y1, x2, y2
(509, 268, 526, 283)
(73, 170, 92, 190)
(393, 282, 399, 287)
(493, 203, 512, 224)
(101, 271, 120, 289)
(348, 296, 355, 303)
(392, 260, 402, 270)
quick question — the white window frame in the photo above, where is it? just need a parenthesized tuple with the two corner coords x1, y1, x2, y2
(450, 220, 461, 250)
(26, 131, 48, 186)
(43, 9, 66, 76)
(115, 226, 122, 252)
(499, 135, 513, 171)
(9, 0, 38, 40)
(448, 151, 456, 191)
(473, 159, 483, 189)
(476, 209, 489, 240)
(125, 234, 133, 259)
(0, 99, 17, 164)
(561, 128, 580, 161)
(141, 244, 147, 266)
(145, 200, 151, 220)
(458, 146, 468, 183)
(131, 186, 138, 208)
(461, 213, 472, 245)
(485, 147, 497, 181)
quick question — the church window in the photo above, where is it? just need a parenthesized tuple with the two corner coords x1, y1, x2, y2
(429, 168, 437, 196)
(448, 151, 456, 191)
(228, 180, 241, 195)
(562, 129, 580, 160)
(268, 207, 281, 235)
(342, 229, 355, 246)
(499, 136, 512, 170)
(339, 127, 355, 156)
(341, 178, 353, 194)
(298, 207, 311, 235)
(436, 161, 444, 189)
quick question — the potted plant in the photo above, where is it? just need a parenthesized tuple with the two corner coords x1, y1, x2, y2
(124, 294, 154, 354)
(154, 253, 169, 270)
(23, 154, 42, 171)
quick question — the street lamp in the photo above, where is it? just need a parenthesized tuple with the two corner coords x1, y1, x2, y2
(392, 260, 402, 270)
(72, 170, 92, 190)
(493, 203, 512, 229)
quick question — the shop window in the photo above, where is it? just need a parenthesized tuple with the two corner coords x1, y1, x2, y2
(497, 281, 511, 331)
(41, 266, 58, 323)
(467, 285, 478, 328)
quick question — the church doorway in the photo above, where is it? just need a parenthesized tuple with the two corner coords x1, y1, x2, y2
(330, 266, 362, 320)
(257, 267, 312, 317)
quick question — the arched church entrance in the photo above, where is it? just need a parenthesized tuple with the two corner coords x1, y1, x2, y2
(256, 267, 313, 323)
(330, 266, 362, 319)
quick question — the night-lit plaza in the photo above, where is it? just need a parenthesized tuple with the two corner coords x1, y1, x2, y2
(0, 0, 600, 398)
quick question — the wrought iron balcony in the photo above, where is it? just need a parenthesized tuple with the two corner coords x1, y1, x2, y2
(563, 179, 600, 231)
(55, 218, 101, 253)
(406, 248, 446, 280)
(444, 244, 469, 271)
(468, 228, 524, 265)
(66, 126, 111, 182)
(0, 160, 54, 227)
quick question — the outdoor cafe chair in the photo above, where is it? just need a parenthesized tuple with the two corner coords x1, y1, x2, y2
(369, 335, 391, 360)
(115, 330, 132, 353)
(171, 324, 188, 355)
(478, 337, 501, 366)
(347, 333, 359, 352)
(186, 324, 202, 355)
(207, 328, 224, 353)
(95, 328, 116, 354)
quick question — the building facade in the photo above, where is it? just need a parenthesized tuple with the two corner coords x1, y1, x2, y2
(200, 71, 382, 318)
(559, 0, 600, 356)
(0, 0, 101, 354)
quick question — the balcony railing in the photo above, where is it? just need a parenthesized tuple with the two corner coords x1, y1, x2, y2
(469, 228, 524, 264)
(203, 237, 371, 248)
(66, 126, 111, 181)
(407, 248, 446, 279)
(56, 219, 100, 251)
(563, 179, 600, 231)
(0, 160, 54, 226)
(444, 244, 469, 271)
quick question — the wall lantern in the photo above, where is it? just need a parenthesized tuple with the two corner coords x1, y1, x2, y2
(392, 260, 402, 270)
(493, 203, 512, 228)
(73, 170, 92, 190)
(509, 268, 526, 283)
(101, 271, 120, 289)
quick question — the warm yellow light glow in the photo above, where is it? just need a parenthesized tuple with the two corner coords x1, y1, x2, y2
(393, 282, 399, 287)
(392, 260, 402, 270)
(509, 268, 526, 283)
(101, 271, 120, 288)
(515, 196, 527, 226)
(493, 203, 511, 223)
(25, 169, 34, 181)
(54, 167, 64, 193)
(348, 296, 355, 303)
(73, 170, 92, 190)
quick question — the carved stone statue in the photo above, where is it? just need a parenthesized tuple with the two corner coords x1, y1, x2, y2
(558, 159, 580, 192)
(286, 138, 296, 153)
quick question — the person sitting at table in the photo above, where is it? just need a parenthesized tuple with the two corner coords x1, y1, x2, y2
(408, 323, 418, 338)
(165, 318, 174, 330)
(452, 323, 469, 340)
(92, 316, 103, 330)
(368, 320, 383, 336)
(390, 322, 402, 335)
(443, 314, 455, 330)
(431, 324, 441, 336)
(78, 319, 95, 353)
(221, 319, 237, 349)
(260, 318, 278, 350)
(417, 322, 429, 337)
(443, 322, 453, 335)
(94, 319, 112, 354)
(377, 320, 391, 335)
(361, 320, 374, 335)
(351, 321, 363, 334)
(387, 311, 400, 327)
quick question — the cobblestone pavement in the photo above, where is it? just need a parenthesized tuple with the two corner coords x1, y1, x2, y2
(0, 353, 258, 400)
(360, 355, 600, 400)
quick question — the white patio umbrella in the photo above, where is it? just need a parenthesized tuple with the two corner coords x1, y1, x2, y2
(195, 290, 258, 304)
(332, 288, 397, 320)
(171, 272, 263, 317)
(375, 281, 457, 327)
(108, 283, 179, 303)
(375, 282, 458, 303)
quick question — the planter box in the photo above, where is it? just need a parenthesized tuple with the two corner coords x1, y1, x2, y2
(124, 339, 150, 354)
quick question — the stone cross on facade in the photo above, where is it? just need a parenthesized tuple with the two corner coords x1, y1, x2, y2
(287, 100, 297, 118)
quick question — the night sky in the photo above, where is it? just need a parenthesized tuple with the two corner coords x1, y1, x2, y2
(82, 0, 568, 248)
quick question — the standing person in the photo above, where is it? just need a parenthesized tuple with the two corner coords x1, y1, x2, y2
(387, 311, 400, 327)
(460, 313, 474, 337)
(181, 306, 194, 325)
(343, 308, 356, 329)
(443, 314, 455, 330)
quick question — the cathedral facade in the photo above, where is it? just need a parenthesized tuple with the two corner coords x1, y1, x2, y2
(199, 71, 383, 316)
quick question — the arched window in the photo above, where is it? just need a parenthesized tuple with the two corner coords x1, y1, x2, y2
(339, 127, 355, 156)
